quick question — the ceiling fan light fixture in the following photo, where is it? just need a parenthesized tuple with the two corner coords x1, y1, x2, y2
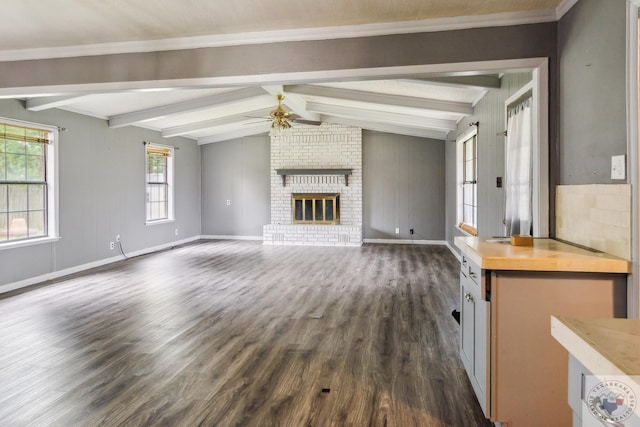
(269, 94, 294, 135)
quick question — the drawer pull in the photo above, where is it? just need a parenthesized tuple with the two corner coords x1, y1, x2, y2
(464, 292, 474, 302)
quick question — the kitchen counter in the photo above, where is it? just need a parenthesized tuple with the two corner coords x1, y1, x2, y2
(455, 236, 628, 426)
(454, 236, 629, 273)
(551, 316, 640, 385)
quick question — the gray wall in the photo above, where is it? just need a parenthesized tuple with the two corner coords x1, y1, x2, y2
(199, 131, 446, 241)
(558, 0, 627, 184)
(0, 99, 201, 288)
(200, 136, 270, 237)
(445, 73, 533, 247)
(363, 131, 445, 240)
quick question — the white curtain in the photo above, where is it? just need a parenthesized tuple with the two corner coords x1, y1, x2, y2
(505, 97, 533, 236)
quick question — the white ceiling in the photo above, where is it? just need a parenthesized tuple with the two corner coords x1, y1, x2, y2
(0, 0, 569, 144)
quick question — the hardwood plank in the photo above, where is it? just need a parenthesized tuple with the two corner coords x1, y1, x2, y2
(0, 241, 491, 426)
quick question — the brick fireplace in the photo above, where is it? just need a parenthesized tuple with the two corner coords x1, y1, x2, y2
(263, 123, 362, 246)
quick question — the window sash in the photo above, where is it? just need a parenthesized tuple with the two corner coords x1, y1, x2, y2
(0, 122, 51, 244)
(463, 135, 477, 183)
(462, 182, 477, 228)
(0, 183, 48, 242)
(146, 183, 169, 221)
(145, 144, 173, 223)
(458, 132, 478, 234)
(146, 153, 168, 184)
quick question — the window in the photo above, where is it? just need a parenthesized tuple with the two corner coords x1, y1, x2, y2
(456, 128, 478, 236)
(0, 121, 56, 244)
(145, 144, 174, 223)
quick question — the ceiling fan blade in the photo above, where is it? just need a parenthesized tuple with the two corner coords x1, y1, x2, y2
(293, 118, 322, 126)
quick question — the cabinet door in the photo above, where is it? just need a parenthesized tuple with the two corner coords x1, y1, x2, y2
(460, 256, 488, 416)
(472, 283, 488, 416)
(460, 270, 475, 375)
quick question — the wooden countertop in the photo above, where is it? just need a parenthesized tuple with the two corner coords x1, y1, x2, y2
(454, 236, 629, 273)
(551, 316, 640, 386)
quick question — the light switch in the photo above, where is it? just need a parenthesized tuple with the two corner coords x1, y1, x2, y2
(611, 155, 626, 180)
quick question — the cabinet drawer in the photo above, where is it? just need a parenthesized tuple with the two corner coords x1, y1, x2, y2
(462, 255, 481, 285)
(461, 255, 470, 276)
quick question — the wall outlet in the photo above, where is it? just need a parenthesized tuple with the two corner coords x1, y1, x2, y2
(115, 234, 120, 242)
(410, 229, 414, 235)
(175, 229, 179, 236)
(395, 227, 400, 234)
(611, 155, 626, 180)
(109, 242, 115, 250)
(226, 199, 231, 206)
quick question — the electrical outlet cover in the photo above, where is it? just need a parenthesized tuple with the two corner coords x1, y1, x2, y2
(611, 155, 626, 180)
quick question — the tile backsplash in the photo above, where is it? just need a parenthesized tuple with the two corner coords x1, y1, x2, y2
(556, 184, 631, 260)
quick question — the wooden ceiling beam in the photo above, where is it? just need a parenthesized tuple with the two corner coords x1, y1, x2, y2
(306, 102, 458, 131)
(285, 84, 473, 116)
(108, 87, 269, 128)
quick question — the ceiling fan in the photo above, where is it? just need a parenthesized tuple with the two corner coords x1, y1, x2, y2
(267, 94, 322, 130)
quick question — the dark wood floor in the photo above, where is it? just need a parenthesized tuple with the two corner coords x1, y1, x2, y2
(0, 241, 491, 427)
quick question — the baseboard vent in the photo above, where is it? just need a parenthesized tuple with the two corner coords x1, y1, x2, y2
(338, 234, 350, 243)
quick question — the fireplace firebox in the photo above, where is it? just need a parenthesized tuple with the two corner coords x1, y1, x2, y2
(292, 193, 340, 225)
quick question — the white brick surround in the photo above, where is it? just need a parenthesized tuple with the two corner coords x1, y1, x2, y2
(263, 123, 363, 246)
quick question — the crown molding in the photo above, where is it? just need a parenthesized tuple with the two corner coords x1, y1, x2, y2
(555, 0, 581, 19)
(0, 8, 561, 63)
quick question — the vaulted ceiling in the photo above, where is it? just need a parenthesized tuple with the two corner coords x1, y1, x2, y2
(0, 0, 570, 143)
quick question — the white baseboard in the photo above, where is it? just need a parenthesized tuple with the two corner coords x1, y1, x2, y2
(122, 235, 201, 258)
(363, 238, 448, 245)
(0, 254, 123, 295)
(200, 235, 263, 241)
(0, 235, 201, 295)
(446, 241, 462, 262)
(362, 238, 462, 261)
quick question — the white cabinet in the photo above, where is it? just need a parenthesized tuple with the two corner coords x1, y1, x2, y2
(568, 355, 590, 427)
(459, 254, 489, 416)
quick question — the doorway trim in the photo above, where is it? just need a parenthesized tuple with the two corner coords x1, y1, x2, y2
(626, 0, 640, 318)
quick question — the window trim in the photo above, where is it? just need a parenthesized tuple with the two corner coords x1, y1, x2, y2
(0, 118, 59, 248)
(456, 126, 478, 236)
(144, 142, 174, 225)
